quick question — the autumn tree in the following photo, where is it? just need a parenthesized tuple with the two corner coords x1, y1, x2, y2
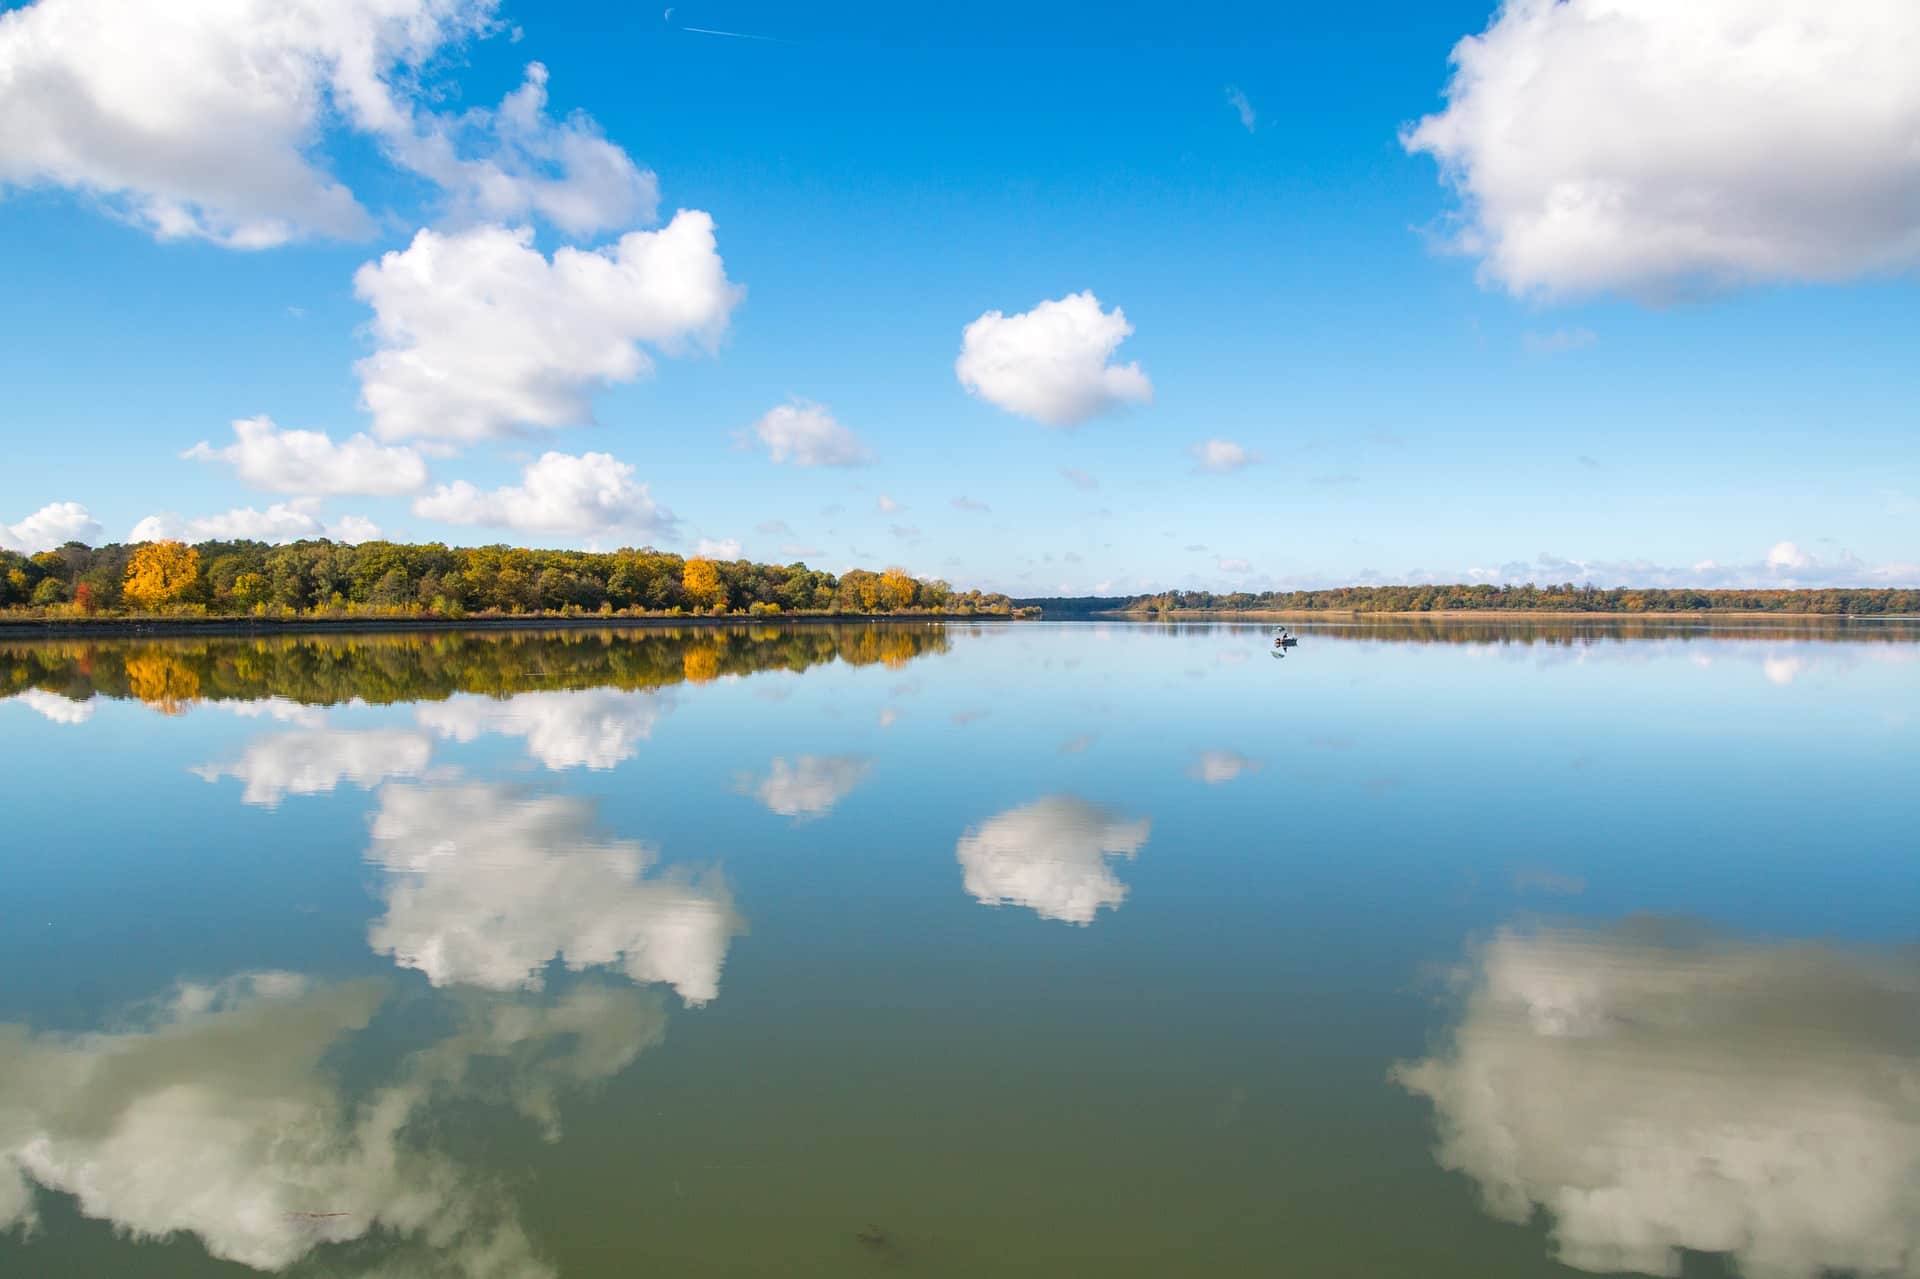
(123, 541, 202, 611)
(682, 557, 727, 610)
(880, 568, 918, 611)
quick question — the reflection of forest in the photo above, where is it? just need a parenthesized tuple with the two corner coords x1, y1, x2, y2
(1140, 617, 1920, 645)
(1, 624, 953, 713)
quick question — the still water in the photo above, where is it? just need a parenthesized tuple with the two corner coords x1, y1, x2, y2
(1, 619, 1916, 1277)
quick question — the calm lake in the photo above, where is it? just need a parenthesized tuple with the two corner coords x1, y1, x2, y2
(2, 619, 1917, 1277)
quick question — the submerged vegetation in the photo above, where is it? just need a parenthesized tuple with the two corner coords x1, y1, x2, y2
(0, 539, 1016, 620)
(1029, 584, 1920, 616)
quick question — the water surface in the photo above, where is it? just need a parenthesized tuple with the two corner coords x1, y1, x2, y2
(2, 620, 1916, 1277)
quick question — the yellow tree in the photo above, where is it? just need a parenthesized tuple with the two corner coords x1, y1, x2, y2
(879, 568, 917, 612)
(682, 557, 727, 610)
(123, 541, 201, 611)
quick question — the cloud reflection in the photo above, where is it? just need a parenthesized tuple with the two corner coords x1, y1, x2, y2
(736, 755, 872, 821)
(193, 727, 434, 807)
(1394, 923, 1920, 1279)
(955, 795, 1151, 924)
(0, 971, 668, 1275)
(416, 688, 672, 771)
(5, 688, 93, 724)
(366, 782, 743, 1004)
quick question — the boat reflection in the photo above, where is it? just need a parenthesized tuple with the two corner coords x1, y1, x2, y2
(1395, 921, 1920, 1278)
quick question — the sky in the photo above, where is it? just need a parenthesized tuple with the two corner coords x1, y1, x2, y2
(0, 0, 1915, 595)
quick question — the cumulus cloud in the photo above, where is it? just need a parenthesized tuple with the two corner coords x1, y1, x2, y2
(749, 400, 873, 467)
(0, 971, 673, 1275)
(954, 795, 1152, 925)
(6, 688, 94, 724)
(184, 415, 427, 496)
(1404, 0, 1920, 300)
(0, 500, 100, 552)
(695, 537, 742, 560)
(1216, 556, 1252, 574)
(413, 451, 672, 539)
(416, 688, 671, 771)
(193, 727, 432, 807)
(736, 755, 873, 821)
(955, 291, 1153, 427)
(1190, 438, 1259, 473)
(386, 60, 659, 240)
(1395, 923, 1920, 1278)
(1187, 750, 1262, 784)
(366, 782, 744, 1004)
(354, 213, 740, 442)
(0, 2, 670, 250)
(129, 500, 381, 545)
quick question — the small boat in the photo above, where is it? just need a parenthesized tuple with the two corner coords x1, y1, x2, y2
(1271, 626, 1297, 651)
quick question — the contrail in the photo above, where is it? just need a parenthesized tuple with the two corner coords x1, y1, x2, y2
(679, 24, 800, 44)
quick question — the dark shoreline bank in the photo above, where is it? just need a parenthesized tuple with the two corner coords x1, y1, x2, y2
(0, 613, 1013, 640)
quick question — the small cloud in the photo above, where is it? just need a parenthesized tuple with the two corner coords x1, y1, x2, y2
(695, 537, 742, 559)
(951, 496, 990, 512)
(1061, 467, 1099, 491)
(877, 495, 903, 513)
(951, 709, 989, 727)
(1522, 328, 1598, 355)
(1184, 543, 1208, 553)
(1577, 455, 1602, 470)
(1224, 85, 1256, 132)
(1190, 438, 1259, 474)
(1216, 556, 1251, 573)
(1058, 733, 1097, 755)
(1188, 750, 1262, 784)
(750, 399, 873, 467)
(755, 518, 791, 535)
(956, 291, 1152, 428)
(889, 524, 921, 540)
(780, 542, 823, 558)
(284, 305, 306, 319)
(1766, 541, 1814, 570)
(878, 707, 899, 729)
(1513, 866, 1587, 896)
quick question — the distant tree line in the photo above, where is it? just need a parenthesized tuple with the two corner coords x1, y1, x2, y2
(1021, 583, 1920, 616)
(0, 539, 1017, 619)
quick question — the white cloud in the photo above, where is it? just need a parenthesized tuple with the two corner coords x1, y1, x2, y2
(954, 795, 1151, 925)
(129, 500, 381, 545)
(951, 496, 990, 512)
(183, 415, 427, 496)
(354, 213, 740, 442)
(1395, 924, 1920, 1278)
(413, 451, 672, 539)
(737, 755, 873, 821)
(1225, 85, 1256, 131)
(416, 688, 670, 770)
(1216, 556, 1252, 574)
(749, 400, 872, 467)
(1, 500, 99, 553)
(1188, 750, 1262, 784)
(877, 495, 903, 513)
(385, 61, 659, 240)
(695, 537, 742, 559)
(1404, 0, 1920, 300)
(193, 727, 432, 807)
(6, 689, 94, 724)
(956, 291, 1153, 427)
(1471, 545, 1920, 589)
(0, 3, 669, 251)
(1190, 438, 1258, 473)
(366, 782, 744, 1004)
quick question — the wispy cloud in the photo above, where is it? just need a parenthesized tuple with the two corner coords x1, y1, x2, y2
(1224, 85, 1256, 132)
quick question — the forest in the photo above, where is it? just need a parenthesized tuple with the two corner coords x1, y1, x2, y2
(1024, 583, 1920, 616)
(0, 539, 1017, 619)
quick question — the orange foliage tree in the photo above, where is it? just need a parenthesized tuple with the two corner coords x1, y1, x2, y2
(123, 541, 201, 611)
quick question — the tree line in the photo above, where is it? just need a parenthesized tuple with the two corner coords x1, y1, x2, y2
(0, 539, 1018, 619)
(1024, 583, 1920, 616)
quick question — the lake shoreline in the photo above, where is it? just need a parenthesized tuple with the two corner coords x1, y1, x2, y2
(1058, 609, 1920, 621)
(0, 613, 1016, 640)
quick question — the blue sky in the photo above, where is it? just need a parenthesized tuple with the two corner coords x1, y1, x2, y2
(1, 0, 1915, 594)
